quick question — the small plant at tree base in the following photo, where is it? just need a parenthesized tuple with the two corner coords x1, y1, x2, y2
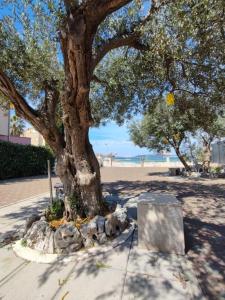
(210, 166, 223, 174)
(46, 199, 64, 221)
(21, 239, 27, 247)
(68, 193, 84, 218)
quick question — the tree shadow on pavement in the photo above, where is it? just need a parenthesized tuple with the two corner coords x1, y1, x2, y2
(38, 231, 190, 300)
(2, 198, 49, 222)
(103, 178, 225, 300)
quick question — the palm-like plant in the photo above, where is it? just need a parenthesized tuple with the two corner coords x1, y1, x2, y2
(10, 115, 25, 136)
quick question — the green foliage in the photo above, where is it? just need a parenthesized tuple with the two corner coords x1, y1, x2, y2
(10, 115, 25, 136)
(46, 199, 64, 221)
(92, 0, 225, 124)
(129, 96, 197, 153)
(210, 166, 223, 174)
(68, 193, 82, 213)
(0, 0, 63, 105)
(0, 0, 224, 126)
(184, 137, 205, 165)
(0, 141, 54, 179)
(20, 239, 27, 247)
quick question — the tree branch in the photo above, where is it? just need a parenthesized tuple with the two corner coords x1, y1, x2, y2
(92, 0, 171, 70)
(0, 70, 38, 121)
(86, 0, 133, 23)
(92, 33, 147, 70)
(92, 74, 108, 86)
(0, 70, 64, 152)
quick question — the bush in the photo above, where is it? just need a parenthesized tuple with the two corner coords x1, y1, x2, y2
(46, 199, 64, 221)
(0, 141, 55, 179)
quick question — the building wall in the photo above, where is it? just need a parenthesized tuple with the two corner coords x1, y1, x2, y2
(0, 107, 9, 136)
(0, 135, 31, 145)
(23, 127, 45, 146)
(212, 141, 225, 164)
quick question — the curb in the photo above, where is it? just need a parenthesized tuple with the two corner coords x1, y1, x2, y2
(12, 223, 135, 264)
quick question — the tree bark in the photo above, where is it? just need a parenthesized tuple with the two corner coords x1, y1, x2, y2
(175, 147, 191, 171)
(202, 141, 211, 173)
(55, 129, 104, 219)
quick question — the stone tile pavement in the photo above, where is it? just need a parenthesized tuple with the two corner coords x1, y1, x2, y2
(0, 193, 204, 300)
(0, 176, 59, 207)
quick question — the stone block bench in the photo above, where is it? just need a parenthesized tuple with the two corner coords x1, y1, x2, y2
(137, 193, 185, 255)
(169, 167, 181, 176)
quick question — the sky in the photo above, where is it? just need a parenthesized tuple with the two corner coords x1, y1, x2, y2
(89, 121, 150, 157)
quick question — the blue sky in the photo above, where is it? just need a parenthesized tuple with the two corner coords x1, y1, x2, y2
(89, 121, 150, 157)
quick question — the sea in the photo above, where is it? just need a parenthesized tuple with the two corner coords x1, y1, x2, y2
(114, 154, 179, 164)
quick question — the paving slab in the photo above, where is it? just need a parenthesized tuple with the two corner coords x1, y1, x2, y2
(0, 239, 132, 300)
(0, 194, 49, 236)
(0, 246, 29, 283)
(123, 273, 188, 300)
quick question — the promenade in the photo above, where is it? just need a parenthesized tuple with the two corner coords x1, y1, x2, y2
(0, 167, 224, 299)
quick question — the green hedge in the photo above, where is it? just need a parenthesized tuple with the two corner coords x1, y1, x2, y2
(0, 141, 55, 179)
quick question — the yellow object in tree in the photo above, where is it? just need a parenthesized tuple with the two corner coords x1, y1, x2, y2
(162, 137, 169, 144)
(9, 102, 14, 109)
(174, 133, 180, 141)
(166, 93, 175, 106)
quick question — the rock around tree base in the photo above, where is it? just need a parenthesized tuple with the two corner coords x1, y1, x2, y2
(20, 206, 129, 255)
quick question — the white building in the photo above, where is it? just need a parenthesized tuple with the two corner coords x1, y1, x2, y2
(0, 107, 9, 136)
(23, 127, 45, 146)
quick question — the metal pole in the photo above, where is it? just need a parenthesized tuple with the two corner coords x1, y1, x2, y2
(48, 160, 53, 205)
(7, 104, 10, 142)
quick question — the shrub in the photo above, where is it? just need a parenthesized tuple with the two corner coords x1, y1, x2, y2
(0, 141, 55, 179)
(21, 239, 27, 247)
(46, 199, 64, 221)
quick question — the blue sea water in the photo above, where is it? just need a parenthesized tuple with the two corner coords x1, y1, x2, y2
(114, 154, 179, 164)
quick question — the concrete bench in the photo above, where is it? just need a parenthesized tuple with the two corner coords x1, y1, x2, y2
(169, 168, 181, 176)
(138, 193, 185, 255)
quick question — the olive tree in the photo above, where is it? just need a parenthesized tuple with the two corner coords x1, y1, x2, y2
(0, 0, 170, 219)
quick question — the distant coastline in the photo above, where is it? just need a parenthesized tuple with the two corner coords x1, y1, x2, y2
(115, 154, 179, 164)
(99, 154, 182, 167)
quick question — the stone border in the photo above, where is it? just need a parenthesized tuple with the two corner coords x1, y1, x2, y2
(13, 222, 136, 264)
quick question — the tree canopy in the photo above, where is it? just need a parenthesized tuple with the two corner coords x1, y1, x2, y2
(92, 0, 225, 124)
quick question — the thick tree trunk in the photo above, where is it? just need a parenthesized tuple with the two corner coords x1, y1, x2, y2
(56, 129, 104, 220)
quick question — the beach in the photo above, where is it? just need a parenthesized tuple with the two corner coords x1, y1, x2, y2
(102, 160, 183, 168)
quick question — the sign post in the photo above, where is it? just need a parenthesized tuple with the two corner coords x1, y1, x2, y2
(47, 160, 53, 205)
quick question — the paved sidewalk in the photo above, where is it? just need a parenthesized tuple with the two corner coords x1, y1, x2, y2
(1, 169, 224, 299)
(0, 176, 59, 207)
(0, 235, 202, 300)
(0, 167, 167, 207)
(0, 194, 203, 300)
(0, 193, 49, 237)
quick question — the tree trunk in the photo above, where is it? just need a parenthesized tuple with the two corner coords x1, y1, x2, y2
(56, 128, 104, 220)
(175, 147, 191, 171)
(202, 142, 211, 173)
